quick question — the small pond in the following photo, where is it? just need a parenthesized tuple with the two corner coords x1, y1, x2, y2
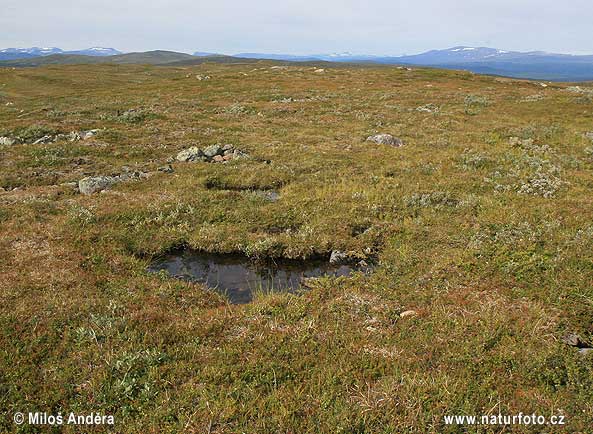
(148, 251, 360, 304)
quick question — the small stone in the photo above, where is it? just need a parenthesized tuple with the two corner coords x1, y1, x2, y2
(68, 131, 82, 142)
(579, 348, 593, 356)
(212, 155, 225, 163)
(400, 310, 418, 318)
(329, 250, 348, 265)
(222, 144, 234, 151)
(158, 164, 174, 173)
(222, 154, 234, 161)
(82, 129, 99, 140)
(203, 144, 224, 158)
(232, 149, 249, 159)
(584, 132, 593, 141)
(78, 176, 118, 195)
(117, 171, 149, 182)
(0, 136, 15, 146)
(176, 146, 205, 162)
(314, 68, 325, 73)
(33, 135, 54, 144)
(561, 333, 584, 347)
(416, 104, 439, 113)
(366, 134, 403, 147)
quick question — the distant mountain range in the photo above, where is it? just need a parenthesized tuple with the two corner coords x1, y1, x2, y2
(0, 50, 253, 67)
(225, 47, 593, 81)
(0, 47, 121, 61)
(2, 46, 593, 81)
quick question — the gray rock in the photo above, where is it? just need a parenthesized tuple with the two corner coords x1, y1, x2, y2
(231, 149, 249, 159)
(78, 176, 118, 195)
(176, 146, 205, 162)
(33, 135, 55, 144)
(68, 132, 82, 142)
(366, 134, 404, 147)
(329, 250, 348, 265)
(57, 131, 98, 142)
(579, 348, 593, 356)
(203, 144, 224, 158)
(158, 164, 174, 173)
(0, 136, 16, 146)
(82, 129, 99, 140)
(416, 104, 439, 113)
(222, 144, 235, 152)
(561, 333, 584, 347)
(117, 171, 149, 182)
(585, 132, 593, 141)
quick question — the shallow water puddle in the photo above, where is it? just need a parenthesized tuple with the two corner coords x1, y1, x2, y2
(148, 251, 357, 304)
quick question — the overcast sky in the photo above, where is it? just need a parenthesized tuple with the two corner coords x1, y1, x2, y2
(2, 0, 592, 55)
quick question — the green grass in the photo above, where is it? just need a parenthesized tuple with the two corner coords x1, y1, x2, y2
(0, 63, 592, 432)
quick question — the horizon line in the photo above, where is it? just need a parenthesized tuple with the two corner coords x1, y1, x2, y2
(3, 45, 593, 58)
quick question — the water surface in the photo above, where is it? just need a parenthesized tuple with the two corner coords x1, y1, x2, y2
(148, 251, 357, 304)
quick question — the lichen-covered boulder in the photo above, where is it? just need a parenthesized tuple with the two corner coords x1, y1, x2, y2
(366, 134, 404, 147)
(203, 144, 224, 158)
(176, 147, 205, 162)
(78, 176, 118, 195)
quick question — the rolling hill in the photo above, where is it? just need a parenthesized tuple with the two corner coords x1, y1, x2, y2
(0, 47, 121, 61)
(227, 47, 593, 81)
(3, 46, 593, 81)
(0, 50, 196, 67)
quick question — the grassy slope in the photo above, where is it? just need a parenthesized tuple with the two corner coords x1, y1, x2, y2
(0, 63, 592, 432)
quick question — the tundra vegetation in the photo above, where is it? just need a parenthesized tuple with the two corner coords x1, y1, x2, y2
(0, 62, 592, 432)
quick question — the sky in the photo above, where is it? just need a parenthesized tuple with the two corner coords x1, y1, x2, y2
(2, 0, 593, 55)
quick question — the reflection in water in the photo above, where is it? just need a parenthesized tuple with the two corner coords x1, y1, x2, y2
(148, 251, 359, 304)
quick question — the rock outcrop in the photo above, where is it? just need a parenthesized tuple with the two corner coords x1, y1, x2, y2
(366, 134, 404, 147)
(78, 171, 149, 195)
(78, 176, 118, 195)
(176, 144, 248, 163)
